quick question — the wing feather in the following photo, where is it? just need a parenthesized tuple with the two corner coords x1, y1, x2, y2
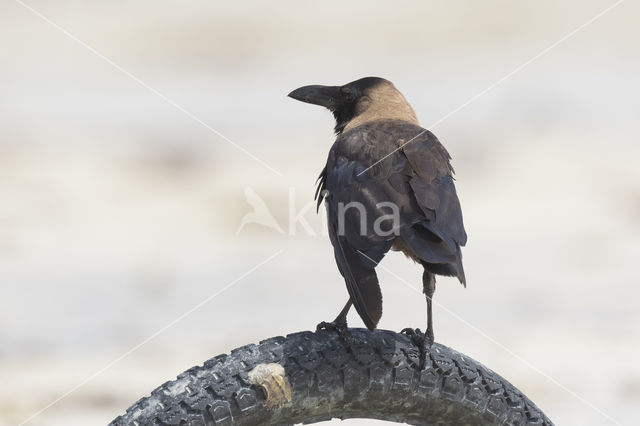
(320, 120, 468, 327)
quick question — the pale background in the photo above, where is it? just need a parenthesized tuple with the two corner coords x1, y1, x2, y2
(1, 1, 639, 425)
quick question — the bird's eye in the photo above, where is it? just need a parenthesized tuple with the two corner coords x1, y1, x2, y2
(341, 87, 357, 102)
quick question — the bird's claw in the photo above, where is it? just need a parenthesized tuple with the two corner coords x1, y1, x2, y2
(401, 328, 420, 338)
(316, 320, 348, 333)
(401, 327, 423, 346)
(401, 327, 434, 370)
(316, 320, 352, 345)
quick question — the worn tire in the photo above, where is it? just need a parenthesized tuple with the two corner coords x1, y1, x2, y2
(109, 329, 553, 425)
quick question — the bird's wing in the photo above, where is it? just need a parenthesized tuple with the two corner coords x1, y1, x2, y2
(321, 125, 405, 329)
(395, 125, 467, 284)
(321, 121, 467, 327)
(401, 129, 467, 248)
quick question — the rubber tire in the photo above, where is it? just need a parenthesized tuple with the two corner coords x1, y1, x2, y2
(109, 329, 553, 425)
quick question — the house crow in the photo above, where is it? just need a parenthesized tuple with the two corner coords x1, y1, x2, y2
(288, 77, 467, 357)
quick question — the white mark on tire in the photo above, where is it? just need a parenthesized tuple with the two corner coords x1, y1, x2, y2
(248, 363, 292, 410)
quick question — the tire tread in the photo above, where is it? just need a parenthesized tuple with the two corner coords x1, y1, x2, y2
(109, 329, 552, 425)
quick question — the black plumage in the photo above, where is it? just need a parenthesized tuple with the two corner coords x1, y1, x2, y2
(289, 77, 467, 351)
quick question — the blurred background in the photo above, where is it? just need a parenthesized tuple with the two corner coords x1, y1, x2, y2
(1, 1, 639, 425)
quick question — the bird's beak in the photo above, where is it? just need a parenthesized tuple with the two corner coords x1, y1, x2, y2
(288, 85, 341, 109)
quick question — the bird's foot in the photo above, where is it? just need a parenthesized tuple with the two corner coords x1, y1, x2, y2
(316, 320, 352, 345)
(316, 320, 348, 334)
(401, 327, 423, 346)
(401, 327, 434, 369)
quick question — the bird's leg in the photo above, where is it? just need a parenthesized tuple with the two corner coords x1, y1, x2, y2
(402, 269, 436, 369)
(417, 269, 437, 368)
(316, 300, 352, 335)
(423, 269, 436, 348)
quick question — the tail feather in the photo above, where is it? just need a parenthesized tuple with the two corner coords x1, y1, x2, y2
(333, 234, 382, 330)
(401, 225, 466, 287)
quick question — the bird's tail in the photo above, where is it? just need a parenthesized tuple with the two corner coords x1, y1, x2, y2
(332, 232, 391, 330)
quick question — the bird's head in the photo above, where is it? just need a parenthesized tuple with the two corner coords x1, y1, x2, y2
(288, 77, 418, 135)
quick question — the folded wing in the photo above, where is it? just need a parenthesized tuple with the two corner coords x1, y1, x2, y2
(318, 120, 467, 328)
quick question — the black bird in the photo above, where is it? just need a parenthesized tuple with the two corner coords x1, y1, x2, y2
(288, 77, 467, 356)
